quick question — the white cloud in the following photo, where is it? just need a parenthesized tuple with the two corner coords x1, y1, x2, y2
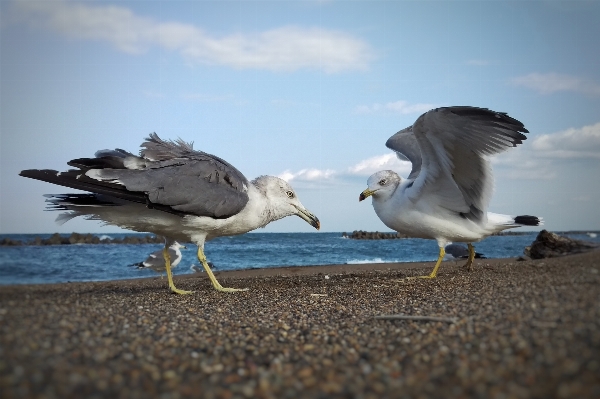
(278, 153, 413, 184)
(355, 100, 436, 115)
(347, 153, 412, 177)
(13, 0, 373, 73)
(281, 122, 600, 184)
(511, 72, 600, 96)
(492, 122, 600, 180)
(531, 122, 600, 159)
(492, 152, 557, 180)
(278, 168, 336, 182)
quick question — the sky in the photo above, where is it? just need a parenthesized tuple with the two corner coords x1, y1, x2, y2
(1, 0, 599, 234)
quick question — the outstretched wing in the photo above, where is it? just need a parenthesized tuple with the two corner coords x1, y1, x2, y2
(405, 106, 528, 222)
(385, 126, 422, 180)
(20, 133, 250, 219)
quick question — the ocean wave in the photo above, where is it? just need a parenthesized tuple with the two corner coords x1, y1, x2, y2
(99, 235, 113, 240)
(1, 232, 541, 285)
(346, 258, 389, 264)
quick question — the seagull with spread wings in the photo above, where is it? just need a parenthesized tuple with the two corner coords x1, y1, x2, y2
(359, 106, 541, 278)
(21, 133, 320, 294)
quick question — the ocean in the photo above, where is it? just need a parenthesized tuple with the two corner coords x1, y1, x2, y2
(1, 232, 598, 285)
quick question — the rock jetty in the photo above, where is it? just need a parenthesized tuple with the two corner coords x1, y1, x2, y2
(343, 230, 409, 239)
(0, 233, 165, 246)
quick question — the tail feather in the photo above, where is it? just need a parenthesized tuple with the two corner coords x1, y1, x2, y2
(45, 194, 119, 209)
(20, 169, 144, 203)
(20, 169, 184, 216)
(45, 194, 121, 225)
(514, 215, 542, 226)
(487, 212, 543, 234)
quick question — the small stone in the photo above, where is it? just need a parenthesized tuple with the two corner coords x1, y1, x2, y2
(297, 367, 313, 378)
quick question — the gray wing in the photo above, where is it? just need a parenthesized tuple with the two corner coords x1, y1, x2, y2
(406, 106, 528, 222)
(444, 244, 469, 258)
(385, 126, 422, 180)
(139, 133, 248, 192)
(89, 159, 249, 218)
(141, 247, 180, 269)
(22, 133, 250, 219)
(142, 249, 168, 268)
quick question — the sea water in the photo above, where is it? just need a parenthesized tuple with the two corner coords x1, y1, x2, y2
(1, 232, 598, 285)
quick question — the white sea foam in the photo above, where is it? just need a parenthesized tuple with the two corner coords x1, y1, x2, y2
(346, 258, 387, 264)
(99, 235, 113, 240)
(2, 232, 537, 285)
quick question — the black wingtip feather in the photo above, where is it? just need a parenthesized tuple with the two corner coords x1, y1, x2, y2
(20, 168, 145, 204)
(67, 156, 127, 170)
(444, 106, 529, 133)
(44, 194, 119, 212)
(20, 169, 60, 180)
(514, 215, 541, 226)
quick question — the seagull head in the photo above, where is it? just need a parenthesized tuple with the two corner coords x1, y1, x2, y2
(171, 241, 187, 250)
(255, 176, 320, 230)
(359, 170, 401, 202)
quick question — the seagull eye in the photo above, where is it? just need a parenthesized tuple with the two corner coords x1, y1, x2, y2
(378, 179, 387, 186)
(286, 190, 295, 199)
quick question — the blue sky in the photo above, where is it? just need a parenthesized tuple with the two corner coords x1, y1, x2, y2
(1, 0, 599, 234)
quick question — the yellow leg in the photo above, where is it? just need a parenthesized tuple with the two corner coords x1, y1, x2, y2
(402, 247, 445, 281)
(463, 243, 476, 272)
(197, 248, 248, 292)
(163, 247, 193, 295)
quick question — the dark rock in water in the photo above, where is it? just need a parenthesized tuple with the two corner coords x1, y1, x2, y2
(68, 233, 100, 244)
(526, 230, 597, 259)
(44, 233, 63, 245)
(0, 233, 166, 246)
(345, 230, 409, 240)
(0, 238, 23, 246)
(36, 233, 70, 245)
(122, 236, 143, 244)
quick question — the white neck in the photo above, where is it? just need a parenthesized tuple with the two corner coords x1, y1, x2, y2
(242, 182, 277, 229)
(185, 180, 288, 242)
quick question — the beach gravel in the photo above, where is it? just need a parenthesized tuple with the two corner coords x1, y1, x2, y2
(1, 251, 599, 398)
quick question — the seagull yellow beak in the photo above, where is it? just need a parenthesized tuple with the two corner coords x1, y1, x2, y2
(294, 205, 320, 230)
(359, 188, 375, 202)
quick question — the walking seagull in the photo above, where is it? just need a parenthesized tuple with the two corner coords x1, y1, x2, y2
(130, 241, 186, 275)
(21, 133, 320, 294)
(359, 106, 541, 278)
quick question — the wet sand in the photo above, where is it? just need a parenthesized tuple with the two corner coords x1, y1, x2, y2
(1, 251, 599, 398)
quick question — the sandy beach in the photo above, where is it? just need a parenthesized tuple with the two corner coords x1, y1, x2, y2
(1, 251, 599, 399)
